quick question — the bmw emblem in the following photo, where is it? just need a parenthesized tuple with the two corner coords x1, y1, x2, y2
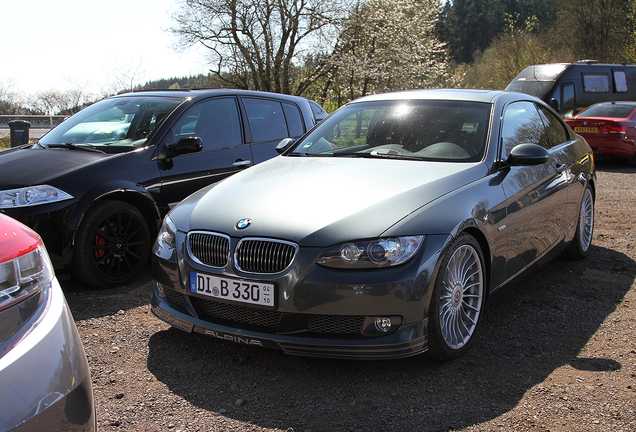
(235, 218, 252, 230)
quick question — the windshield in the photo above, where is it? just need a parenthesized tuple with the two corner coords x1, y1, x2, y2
(290, 100, 491, 162)
(577, 103, 636, 118)
(39, 96, 184, 151)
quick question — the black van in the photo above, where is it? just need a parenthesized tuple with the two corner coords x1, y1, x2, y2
(506, 60, 636, 117)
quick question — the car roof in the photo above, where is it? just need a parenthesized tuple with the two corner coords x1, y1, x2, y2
(349, 89, 510, 104)
(111, 88, 312, 103)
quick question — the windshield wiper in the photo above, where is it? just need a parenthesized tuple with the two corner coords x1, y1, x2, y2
(46, 143, 105, 153)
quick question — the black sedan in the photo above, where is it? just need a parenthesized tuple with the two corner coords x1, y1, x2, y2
(151, 89, 595, 360)
(0, 89, 327, 288)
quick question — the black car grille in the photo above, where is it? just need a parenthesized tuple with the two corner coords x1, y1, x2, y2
(188, 232, 230, 267)
(198, 298, 282, 329)
(235, 239, 298, 274)
(307, 315, 365, 334)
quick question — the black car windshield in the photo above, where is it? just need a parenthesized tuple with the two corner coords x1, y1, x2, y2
(577, 103, 636, 119)
(39, 96, 184, 151)
(290, 100, 491, 162)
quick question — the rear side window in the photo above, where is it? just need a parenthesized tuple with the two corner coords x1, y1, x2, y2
(282, 102, 305, 137)
(309, 101, 328, 121)
(243, 98, 289, 143)
(537, 105, 569, 146)
(613, 70, 628, 92)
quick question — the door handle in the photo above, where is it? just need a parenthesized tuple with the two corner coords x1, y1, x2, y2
(233, 160, 252, 168)
(555, 163, 565, 174)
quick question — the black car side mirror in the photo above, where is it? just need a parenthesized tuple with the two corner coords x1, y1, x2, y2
(549, 98, 560, 113)
(506, 143, 550, 166)
(165, 137, 203, 159)
(275, 138, 295, 154)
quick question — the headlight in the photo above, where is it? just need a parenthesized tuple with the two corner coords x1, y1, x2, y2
(317, 236, 424, 269)
(0, 215, 53, 313)
(0, 185, 74, 208)
(156, 215, 177, 251)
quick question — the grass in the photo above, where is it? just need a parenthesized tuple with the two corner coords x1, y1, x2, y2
(0, 136, 10, 151)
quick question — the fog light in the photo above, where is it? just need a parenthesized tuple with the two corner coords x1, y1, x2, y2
(375, 317, 392, 333)
(154, 280, 166, 298)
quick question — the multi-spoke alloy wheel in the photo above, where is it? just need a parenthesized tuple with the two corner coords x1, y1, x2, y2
(427, 233, 485, 360)
(578, 187, 594, 252)
(73, 200, 151, 288)
(563, 185, 594, 260)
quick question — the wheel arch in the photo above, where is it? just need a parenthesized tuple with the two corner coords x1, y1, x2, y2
(62, 183, 162, 266)
(459, 226, 492, 298)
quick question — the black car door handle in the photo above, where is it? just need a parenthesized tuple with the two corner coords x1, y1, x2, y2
(233, 160, 252, 168)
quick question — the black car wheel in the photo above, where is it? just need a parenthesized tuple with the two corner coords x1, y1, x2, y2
(563, 185, 594, 259)
(73, 200, 151, 288)
(427, 233, 485, 360)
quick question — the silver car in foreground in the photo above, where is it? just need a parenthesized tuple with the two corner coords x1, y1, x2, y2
(0, 214, 95, 431)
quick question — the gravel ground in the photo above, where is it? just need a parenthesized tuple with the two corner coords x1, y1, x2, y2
(63, 158, 636, 432)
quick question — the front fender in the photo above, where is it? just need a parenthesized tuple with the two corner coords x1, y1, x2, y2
(60, 181, 161, 266)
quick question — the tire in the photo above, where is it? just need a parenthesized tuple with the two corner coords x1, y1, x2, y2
(562, 185, 594, 259)
(73, 200, 151, 288)
(426, 233, 485, 361)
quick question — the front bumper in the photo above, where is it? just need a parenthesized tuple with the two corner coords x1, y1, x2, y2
(0, 199, 78, 270)
(151, 234, 450, 360)
(151, 289, 428, 359)
(0, 279, 96, 432)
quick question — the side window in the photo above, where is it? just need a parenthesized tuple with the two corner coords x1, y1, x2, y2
(243, 98, 289, 142)
(171, 98, 241, 150)
(582, 74, 610, 93)
(537, 105, 568, 147)
(282, 102, 305, 137)
(501, 101, 550, 158)
(562, 83, 575, 108)
(613, 70, 628, 92)
(309, 101, 328, 121)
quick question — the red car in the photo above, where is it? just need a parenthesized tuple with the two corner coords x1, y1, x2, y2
(565, 101, 636, 166)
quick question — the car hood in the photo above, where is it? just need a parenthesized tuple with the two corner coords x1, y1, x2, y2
(0, 147, 112, 188)
(182, 156, 488, 246)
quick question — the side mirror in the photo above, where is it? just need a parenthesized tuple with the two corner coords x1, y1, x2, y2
(165, 137, 203, 159)
(549, 98, 560, 113)
(275, 138, 295, 154)
(506, 143, 550, 166)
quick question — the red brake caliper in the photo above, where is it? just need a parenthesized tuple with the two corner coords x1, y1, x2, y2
(94, 230, 106, 260)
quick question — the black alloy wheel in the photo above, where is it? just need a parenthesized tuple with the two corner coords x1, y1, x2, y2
(73, 200, 151, 288)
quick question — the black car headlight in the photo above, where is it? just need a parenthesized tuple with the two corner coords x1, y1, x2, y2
(0, 185, 73, 208)
(317, 236, 424, 269)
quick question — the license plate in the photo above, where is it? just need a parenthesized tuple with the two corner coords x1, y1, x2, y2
(574, 126, 598, 134)
(190, 272, 275, 307)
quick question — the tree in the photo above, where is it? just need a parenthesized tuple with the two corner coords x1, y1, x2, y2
(325, 0, 458, 105)
(554, 0, 636, 64)
(171, 0, 351, 95)
(439, 0, 558, 64)
(462, 15, 574, 90)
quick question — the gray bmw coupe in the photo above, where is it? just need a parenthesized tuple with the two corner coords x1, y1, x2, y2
(151, 89, 595, 360)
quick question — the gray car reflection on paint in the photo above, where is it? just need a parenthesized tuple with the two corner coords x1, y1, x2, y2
(151, 89, 596, 360)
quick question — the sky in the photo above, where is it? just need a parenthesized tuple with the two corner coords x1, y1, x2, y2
(2, 0, 211, 98)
